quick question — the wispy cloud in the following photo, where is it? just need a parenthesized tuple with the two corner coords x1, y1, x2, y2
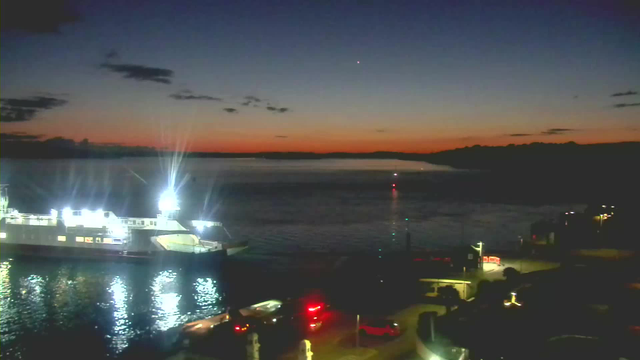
(275, 135, 288, 138)
(240, 100, 252, 106)
(169, 90, 222, 101)
(244, 96, 262, 102)
(375, 129, 387, 133)
(105, 49, 120, 61)
(34, 91, 69, 97)
(266, 106, 289, 113)
(1, 0, 80, 34)
(613, 103, 640, 108)
(540, 128, 574, 135)
(223, 108, 238, 114)
(1, 96, 68, 122)
(611, 90, 637, 97)
(100, 63, 174, 84)
(0, 132, 44, 141)
(508, 133, 532, 137)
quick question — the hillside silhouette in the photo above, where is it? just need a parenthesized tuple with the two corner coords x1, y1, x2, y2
(2, 134, 637, 171)
(2, 135, 639, 204)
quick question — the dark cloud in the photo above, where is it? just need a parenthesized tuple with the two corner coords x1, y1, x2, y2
(169, 90, 222, 101)
(99, 63, 174, 84)
(613, 103, 640, 108)
(375, 129, 387, 133)
(0, 132, 44, 141)
(266, 106, 289, 113)
(105, 49, 120, 61)
(275, 135, 288, 138)
(540, 128, 574, 135)
(35, 91, 69, 97)
(244, 96, 262, 102)
(1, 96, 68, 122)
(223, 108, 238, 114)
(508, 133, 532, 137)
(240, 101, 252, 106)
(611, 90, 637, 97)
(1, 0, 80, 34)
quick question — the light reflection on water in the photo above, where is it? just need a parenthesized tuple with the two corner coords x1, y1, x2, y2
(109, 276, 132, 353)
(151, 270, 181, 332)
(194, 277, 220, 313)
(0, 260, 224, 359)
(0, 261, 15, 344)
(20, 275, 47, 331)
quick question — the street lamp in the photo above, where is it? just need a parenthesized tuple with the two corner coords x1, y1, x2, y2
(472, 242, 484, 270)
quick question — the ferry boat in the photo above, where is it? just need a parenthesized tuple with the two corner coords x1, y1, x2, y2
(0, 184, 247, 264)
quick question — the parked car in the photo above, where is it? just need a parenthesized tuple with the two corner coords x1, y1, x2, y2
(359, 319, 400, 337)
(267, 299, 326, 332)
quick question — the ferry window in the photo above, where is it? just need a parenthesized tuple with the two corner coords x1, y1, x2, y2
(139, 220, 144, 225)
(57, 235, 66, 242)
(103, 238, 113, 244)
(73, 211, 81, 216)
(104, 212, 110, 218)
(76, 236, 84, 242)
(85, 237, 93, 243)
(95, 238, 102, 243)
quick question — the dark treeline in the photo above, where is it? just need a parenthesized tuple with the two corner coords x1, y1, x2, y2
(0, 135, 156, 159)
(1, 134, 639, 176)
(2, 135, 639, 205)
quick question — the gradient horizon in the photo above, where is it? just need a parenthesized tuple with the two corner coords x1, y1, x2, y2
(1, 0, 639, 153)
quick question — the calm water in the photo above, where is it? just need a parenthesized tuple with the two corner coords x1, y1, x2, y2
(0, 158, 581, 358)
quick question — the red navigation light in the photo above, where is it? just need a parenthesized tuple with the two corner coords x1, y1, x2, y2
(392, 184, 396, 187)
(308, 305, 322, 312)
(309, 323, 317, 328)
(234, 325, 241, 331)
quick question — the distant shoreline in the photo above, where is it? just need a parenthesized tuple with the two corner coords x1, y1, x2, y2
(1, 141, 639, 172)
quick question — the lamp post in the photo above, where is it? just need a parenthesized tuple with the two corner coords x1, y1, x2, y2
(471, 242, 483, 270)
(356, 314, 360, 348)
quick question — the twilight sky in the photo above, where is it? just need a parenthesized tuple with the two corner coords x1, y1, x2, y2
(1, 0, 639, 153)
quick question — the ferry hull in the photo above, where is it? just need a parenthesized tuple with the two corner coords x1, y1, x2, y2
(0, 242, 227, 265)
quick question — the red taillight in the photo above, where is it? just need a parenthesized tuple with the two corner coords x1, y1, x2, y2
(235, 324, 249, 332)
(308, 304, 322, 312)
(309, 323, 317, 328)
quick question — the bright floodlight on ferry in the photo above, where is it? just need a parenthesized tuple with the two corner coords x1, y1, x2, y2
(159, 189, 180, 212)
